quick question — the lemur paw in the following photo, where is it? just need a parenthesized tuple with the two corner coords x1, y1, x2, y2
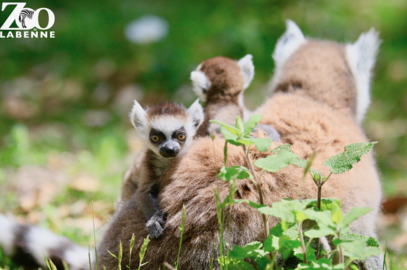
(146, 213, 165, 239)
(252, 124, 280, 142)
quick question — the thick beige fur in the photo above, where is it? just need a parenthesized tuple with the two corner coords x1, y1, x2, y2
(97, 28, 381, 269)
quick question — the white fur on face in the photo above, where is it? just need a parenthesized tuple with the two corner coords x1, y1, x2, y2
(237, 54, 255, 90)
(150, 116, 186, 139)
(346, 28, 380, 123)
(146, 115, 190, 156)
(190, 65, 211, 102)
(130, 100, 203, 156)
(0, 214, 15, 255)
(272, 20, 306, 69)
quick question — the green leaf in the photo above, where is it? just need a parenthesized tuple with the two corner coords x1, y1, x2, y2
(269, 222, 284, 237)
(227, 241, 270, 269)
(296, 210, 308, 222)
(254, 150, 298, 172)
(234, 199, 273, 216)
(341, 207, 372, 229)
(271, 144, 322, 175)
(210, 120, 242, 136)
(270, 144, 295, 154)
(218, 256, 255, 269)
(129, 233, 135, 254)
(236, 116, 244, 133)
(228, 241, 263, 260)
(282, 225, 299, 240)
(48, 259, 58, 270)
(237, 137, 271, 152)
(234, 199, 262, 208)
(323, 142, 377, 174)
(302, 198, 341, 212)
(305, 228, 331, 239)
(264, 234, 280, 252)
(340, 240, 382, 260)
(218, 166, 253, 181)
(294, 259, 341, 270)
(221, 127, 242, 146)
(331, 203, 343, 225)
(366, 236, 380, 248)
(278, 236, 302, 259)
(341, 234, 380, 247)
(260, 199, 304, 222)
(243, 114, 263, 137)
(300, 208, 335, 229)
(294, 245, 317, 262)
(138, 236, 149, 270)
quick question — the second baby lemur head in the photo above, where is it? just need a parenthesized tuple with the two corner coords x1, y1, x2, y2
(130, 99, 204, 158)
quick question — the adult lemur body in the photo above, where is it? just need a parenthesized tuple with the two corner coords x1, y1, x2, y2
(96, 21, 382, 269)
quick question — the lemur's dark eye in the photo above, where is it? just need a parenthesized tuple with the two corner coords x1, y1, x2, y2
(178, 134, 186, 141)
(151, 135, 160, 142)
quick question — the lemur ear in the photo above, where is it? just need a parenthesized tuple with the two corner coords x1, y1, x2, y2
(187, 99, 204, 128)
(346, 28, 381, 123)
(237, 54, 255, 89)
(272, 20, 306, 69)
(129, 100, 147, 129)
(190, 69, 211, 102)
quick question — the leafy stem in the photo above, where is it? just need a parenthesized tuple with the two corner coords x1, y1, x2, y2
(344, 259, 355, 270)
(242, 144, 269, 238)
(297, 221, 307, 264)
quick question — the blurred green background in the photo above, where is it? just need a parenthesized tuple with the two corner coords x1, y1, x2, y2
(0, 0, 406, 268)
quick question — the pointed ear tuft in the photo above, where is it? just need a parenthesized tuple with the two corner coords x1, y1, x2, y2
(129, 100, 147, 129)
(237, 54, 255, 90)
(187, 99, 204, 129)
(346, 28, 381, 123)
(190, 70, 211, 102)
(272, 20, 306, 68)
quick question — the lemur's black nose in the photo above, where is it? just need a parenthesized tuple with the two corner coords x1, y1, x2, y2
(159, 146, 180, 158)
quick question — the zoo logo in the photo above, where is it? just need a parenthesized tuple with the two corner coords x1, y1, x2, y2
(1, 2, 55, 30)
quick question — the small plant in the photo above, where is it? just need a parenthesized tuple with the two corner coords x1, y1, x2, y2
(175, 204, 186, 270)
(138, 236, 149, 270)
(210, 115, 382, 269)
(108, 241, 123, 270)
(128, 233, 135, 269)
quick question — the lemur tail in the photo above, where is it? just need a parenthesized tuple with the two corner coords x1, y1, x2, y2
(0, 213, 91, 270)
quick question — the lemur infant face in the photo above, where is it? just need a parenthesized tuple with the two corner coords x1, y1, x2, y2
(148, 122, 187, 158)
(129, 100, 204, 158)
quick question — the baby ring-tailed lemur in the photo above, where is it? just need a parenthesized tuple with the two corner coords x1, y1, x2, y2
(128, 99, 204, 238)
(190, 54, 280, 141)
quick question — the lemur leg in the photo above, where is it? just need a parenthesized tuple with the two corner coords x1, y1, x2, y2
(135, 185, 165, 239)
